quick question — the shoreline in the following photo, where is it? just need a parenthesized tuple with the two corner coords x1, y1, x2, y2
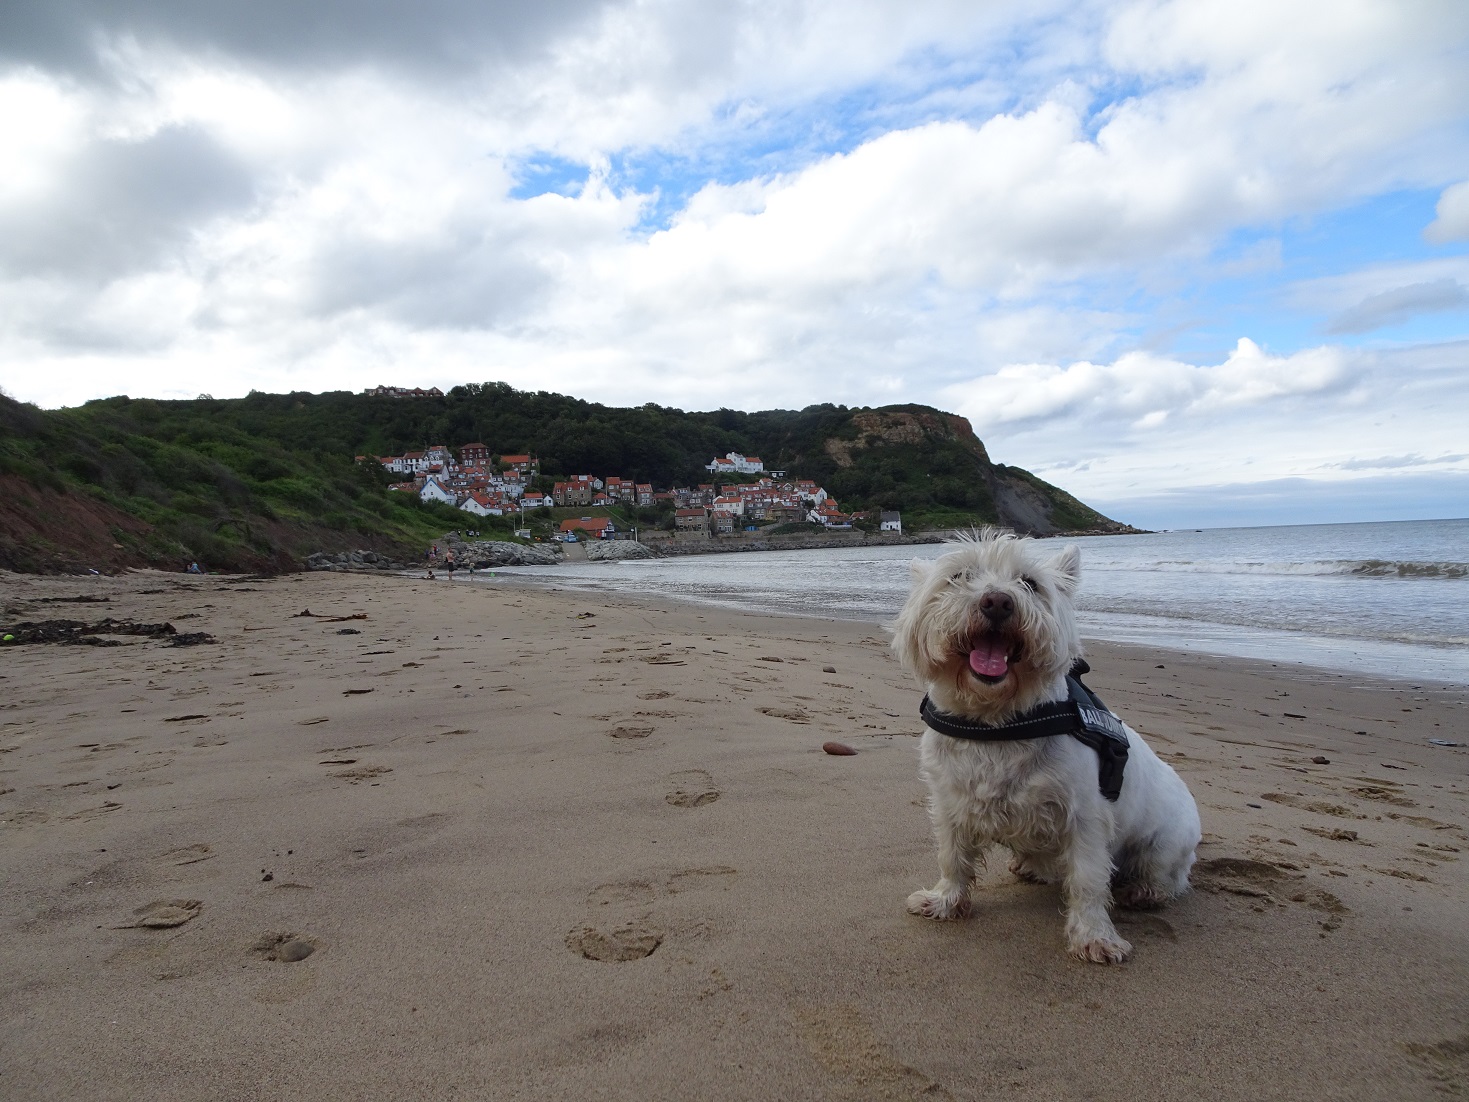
(2, 567, 1467, 1100)
(453, 567, 1469, 689)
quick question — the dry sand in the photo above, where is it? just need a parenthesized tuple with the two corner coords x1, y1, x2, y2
(2, 567, 1467, 1101)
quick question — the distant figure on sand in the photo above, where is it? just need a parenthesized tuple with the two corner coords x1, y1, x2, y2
(186, 562, 202, 574)
(446, 550, 456, 577)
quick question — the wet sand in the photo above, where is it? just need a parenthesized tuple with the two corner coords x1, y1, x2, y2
(2, 568, 1467, 1100)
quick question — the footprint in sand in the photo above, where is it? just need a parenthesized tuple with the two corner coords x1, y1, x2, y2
(793, 1002, 953, 1102)
(571, 866, 737, 962)
(1285, 887, 1351, 929)
(1195, 856, 1352, 930)
(116, 899, 202, 929)
(608, 725, 655, 740)
(1115, 913, 1177, 942)
(565, 923, 662, 961)
(1343, 785, 1417, 808)
(586, 879, 659, 907)
(331, 765, 391, 783)
(666, 769, 720, 807)
(1194, 856, 1293, 896)
(1261, 793, 1365, 819)
(250, 932, 318, 962)
(1402, 1032, 1469, 1094)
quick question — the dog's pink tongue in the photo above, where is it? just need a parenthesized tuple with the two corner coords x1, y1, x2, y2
(968, 638, 1010, 678)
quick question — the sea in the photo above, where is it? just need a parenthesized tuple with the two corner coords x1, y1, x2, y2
(480, 519, 1469, 684)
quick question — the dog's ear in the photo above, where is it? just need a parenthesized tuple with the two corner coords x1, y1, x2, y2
(1049, 545, 1082, 593)
(909, 558, 933, 583)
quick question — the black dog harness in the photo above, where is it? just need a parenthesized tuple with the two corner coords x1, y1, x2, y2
(918, 659, 1130, 801)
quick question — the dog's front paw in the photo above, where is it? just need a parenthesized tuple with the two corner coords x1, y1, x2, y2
(906, 887, 971, 920)
(1068, 934, 1133, 964)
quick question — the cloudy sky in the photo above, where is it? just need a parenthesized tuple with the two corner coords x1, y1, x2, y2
(2, 0, 1467, 527)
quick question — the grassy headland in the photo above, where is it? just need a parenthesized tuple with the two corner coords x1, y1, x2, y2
(0, 385, 1130, 574)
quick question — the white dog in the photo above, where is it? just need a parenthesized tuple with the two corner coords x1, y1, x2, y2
(890, 531, 1200, 963)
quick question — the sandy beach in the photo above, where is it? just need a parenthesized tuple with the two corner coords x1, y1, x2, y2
(2, 567, 1467, 1101)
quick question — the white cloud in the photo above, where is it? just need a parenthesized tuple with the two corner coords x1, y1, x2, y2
(943, 339, 1352, 431)
(1326, 278, 1469, 334)
(946, 340, 1469, 506)
(0, 71, 88, 204)
(1288, 257, 1469, 328)
(1426, 179, 1469, 244)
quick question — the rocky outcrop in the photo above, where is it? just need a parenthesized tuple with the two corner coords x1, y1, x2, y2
(304, 549, 410, 572)
(304, 535, 562, 572)
(458, 541, 561, 567)
(442, 532, 561, 566)
(585, 541, 655, 562)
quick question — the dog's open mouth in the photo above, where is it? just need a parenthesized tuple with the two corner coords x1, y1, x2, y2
(966, 633, 1023, 684)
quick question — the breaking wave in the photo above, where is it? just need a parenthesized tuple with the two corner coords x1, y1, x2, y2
(1087, 558, 1468, 580)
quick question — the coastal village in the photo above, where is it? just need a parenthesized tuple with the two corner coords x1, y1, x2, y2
(364, 444, 901, 541)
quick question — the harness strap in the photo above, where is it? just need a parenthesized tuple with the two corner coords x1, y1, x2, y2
(918, 659, 1130, 801)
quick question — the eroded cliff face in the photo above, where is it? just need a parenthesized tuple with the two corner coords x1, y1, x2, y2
(823, 410, 991, 468)
(806, 404, 1129, 536)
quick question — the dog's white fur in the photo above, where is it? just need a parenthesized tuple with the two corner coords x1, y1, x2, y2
(890, 531, 1200, 963)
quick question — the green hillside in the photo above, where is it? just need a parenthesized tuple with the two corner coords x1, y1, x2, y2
(0, 384, 1131, 573)
(0, 393, 491, 573)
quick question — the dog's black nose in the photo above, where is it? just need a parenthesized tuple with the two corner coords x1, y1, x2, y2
(979, 590, 1015, 624)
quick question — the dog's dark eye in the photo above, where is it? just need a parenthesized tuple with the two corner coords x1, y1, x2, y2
(949, 571, 966, 584)
(1019, 576, 1039, 592)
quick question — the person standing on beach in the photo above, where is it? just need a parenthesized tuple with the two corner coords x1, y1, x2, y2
(445, 549, 456, 578)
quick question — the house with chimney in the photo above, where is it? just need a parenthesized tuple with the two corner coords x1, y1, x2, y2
(459, 442, 490, 468)
(674, 508, 712, 538)
(460, 492, 504, 517)
(552, 478, 596, 507)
